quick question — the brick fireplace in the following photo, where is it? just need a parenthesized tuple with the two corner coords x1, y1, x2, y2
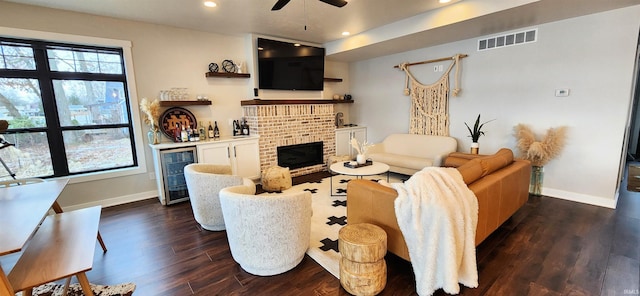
(242, 100, 336, 177)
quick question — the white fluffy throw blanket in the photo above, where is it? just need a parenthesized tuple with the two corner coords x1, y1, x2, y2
(392, 167, 479, 296)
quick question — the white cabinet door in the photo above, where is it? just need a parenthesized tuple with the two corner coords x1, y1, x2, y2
(231, 139, 261, 179)
(197, 142, 231, 166)
(335, 127, 367, 157)
(335, 129, 353, 157)
(352, 127, 367, 148)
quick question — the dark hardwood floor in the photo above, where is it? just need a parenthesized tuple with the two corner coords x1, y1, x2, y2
(2, 169, 638, 295)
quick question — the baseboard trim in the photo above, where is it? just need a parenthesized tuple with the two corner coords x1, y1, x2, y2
(63, 190, 159, 211)
(542, 188, 618, 209)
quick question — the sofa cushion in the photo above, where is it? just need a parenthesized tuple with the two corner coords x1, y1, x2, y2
(478, 148, 514, 176)
(368, 152, 433, 170)
(454, 148, 515, 184)
(456, 158, 484, 185)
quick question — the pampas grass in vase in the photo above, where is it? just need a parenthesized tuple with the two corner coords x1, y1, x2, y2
(514, 124, 567, 195)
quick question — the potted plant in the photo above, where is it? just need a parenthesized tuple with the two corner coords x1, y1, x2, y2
(464, 114, 494, 154)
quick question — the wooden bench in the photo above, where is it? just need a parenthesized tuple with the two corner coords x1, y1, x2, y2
(5, 206, 102, 296)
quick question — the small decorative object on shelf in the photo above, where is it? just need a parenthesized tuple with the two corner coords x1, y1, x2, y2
(222, 59, 237, 73)
(139, 97, 161, 144)
(464, 114, 494, 154)
(159, 107, 197, 142)
(514, 124, 567, 196)
(208, 62, 219, 73)
(236, 61, 244, 74)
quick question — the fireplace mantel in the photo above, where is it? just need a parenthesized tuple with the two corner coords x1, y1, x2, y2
(241, 99, 353, 106)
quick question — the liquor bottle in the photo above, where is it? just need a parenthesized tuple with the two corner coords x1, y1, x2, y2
(180, 124, 188, 142)
(186, 124, 193, 141)
(233, 120, 239, 136)
(213, 121, 220, 139)
(174, 123, 181, 142)
(198, 121, 205, 141)
(192, 124, 200, 142)
(208, 121, 215, 139)
(242, 119, 249, 135)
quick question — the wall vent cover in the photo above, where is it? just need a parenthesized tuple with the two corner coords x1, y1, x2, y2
(478, 28, 537, 51)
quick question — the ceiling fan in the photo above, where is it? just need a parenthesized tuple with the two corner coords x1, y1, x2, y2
(271, 0, 348, 11)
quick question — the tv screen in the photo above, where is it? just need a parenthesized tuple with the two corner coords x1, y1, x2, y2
(257, 38, 325, 91)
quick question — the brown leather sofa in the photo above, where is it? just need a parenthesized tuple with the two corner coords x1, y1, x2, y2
(346, 148, 531, 261)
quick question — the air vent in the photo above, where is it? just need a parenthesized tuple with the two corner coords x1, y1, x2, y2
(478, 29, 537, 51)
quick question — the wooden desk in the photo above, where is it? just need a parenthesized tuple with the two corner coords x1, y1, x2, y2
(0, 179, 68, 256)
(0, 179, 101, 296)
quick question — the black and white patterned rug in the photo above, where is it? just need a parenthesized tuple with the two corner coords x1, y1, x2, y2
(260, 173, 404, 278)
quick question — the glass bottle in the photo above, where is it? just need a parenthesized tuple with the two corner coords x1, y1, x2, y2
(214, 121, 220, 139)
(174, 123, 181, 142)
(199, 121, 206, 141)
(180, 124, 188, 142)
(208, 121, 215, 139)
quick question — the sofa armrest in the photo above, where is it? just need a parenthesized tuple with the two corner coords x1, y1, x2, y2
(346, 179, 410, 261)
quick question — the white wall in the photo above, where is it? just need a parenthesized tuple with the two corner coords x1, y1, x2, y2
(0, 2, 349, 208)
(349, 6, 640, 208)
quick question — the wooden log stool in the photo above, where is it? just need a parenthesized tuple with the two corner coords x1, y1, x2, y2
(338, 223, 387, 296)
(261, 165, 292, 192)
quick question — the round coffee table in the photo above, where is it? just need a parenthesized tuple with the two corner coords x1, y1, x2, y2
(329, 161, 390, 196)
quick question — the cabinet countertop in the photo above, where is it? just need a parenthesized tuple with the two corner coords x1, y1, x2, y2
(336, 125, 365, 131)
(149, 135, 260, 150)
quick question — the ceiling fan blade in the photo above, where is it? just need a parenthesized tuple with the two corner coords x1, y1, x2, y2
(318, 0, 348, 8)
(271, 0, 292, 10)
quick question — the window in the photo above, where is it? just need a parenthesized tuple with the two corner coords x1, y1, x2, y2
(0, 37, 137, 179)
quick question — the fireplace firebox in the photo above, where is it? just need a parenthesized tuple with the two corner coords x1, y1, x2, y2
(277, 142, 323, 170)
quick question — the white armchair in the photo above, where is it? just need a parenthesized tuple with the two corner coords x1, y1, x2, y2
(219, 184, 312, 276)
(184, 164, 254, 231)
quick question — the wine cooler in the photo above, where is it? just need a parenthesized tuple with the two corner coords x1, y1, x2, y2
(158, 146, 197, 205)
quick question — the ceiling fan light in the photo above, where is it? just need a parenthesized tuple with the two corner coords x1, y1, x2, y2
(204, 1, 217, 7)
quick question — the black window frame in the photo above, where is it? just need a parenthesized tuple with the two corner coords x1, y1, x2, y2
(0, 36, 138, 178)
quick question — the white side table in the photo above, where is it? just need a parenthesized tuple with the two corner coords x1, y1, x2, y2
(329, 161, 390, 196)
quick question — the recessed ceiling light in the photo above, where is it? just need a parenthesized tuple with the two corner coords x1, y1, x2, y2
(342, 31, 350, 36)
(294, 43, 301, 47)
(204, 1, 217, 7)
(439, 0, 451, 3)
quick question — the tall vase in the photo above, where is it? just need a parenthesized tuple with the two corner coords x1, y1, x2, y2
(470, 142, 479, 154)
(530, 166, 544, 196)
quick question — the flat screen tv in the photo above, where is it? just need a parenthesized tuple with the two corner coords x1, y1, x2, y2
(257, 38, 325, 91)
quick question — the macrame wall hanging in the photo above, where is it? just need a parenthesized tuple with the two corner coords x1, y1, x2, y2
(396, 54, 467, 136)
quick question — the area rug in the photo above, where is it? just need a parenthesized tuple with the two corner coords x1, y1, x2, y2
(627, 164, 640, 192)
(260, 172, 405, 278)
(15, 282, 136, 296)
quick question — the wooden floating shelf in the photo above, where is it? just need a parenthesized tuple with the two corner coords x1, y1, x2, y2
(205, 72, 250, 78)
(323, 77, 343, 82)
(159, 100, 212, 107)
(241, 99, 353, 106)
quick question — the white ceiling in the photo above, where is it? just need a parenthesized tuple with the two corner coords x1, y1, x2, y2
(4, 0, 640, 62)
